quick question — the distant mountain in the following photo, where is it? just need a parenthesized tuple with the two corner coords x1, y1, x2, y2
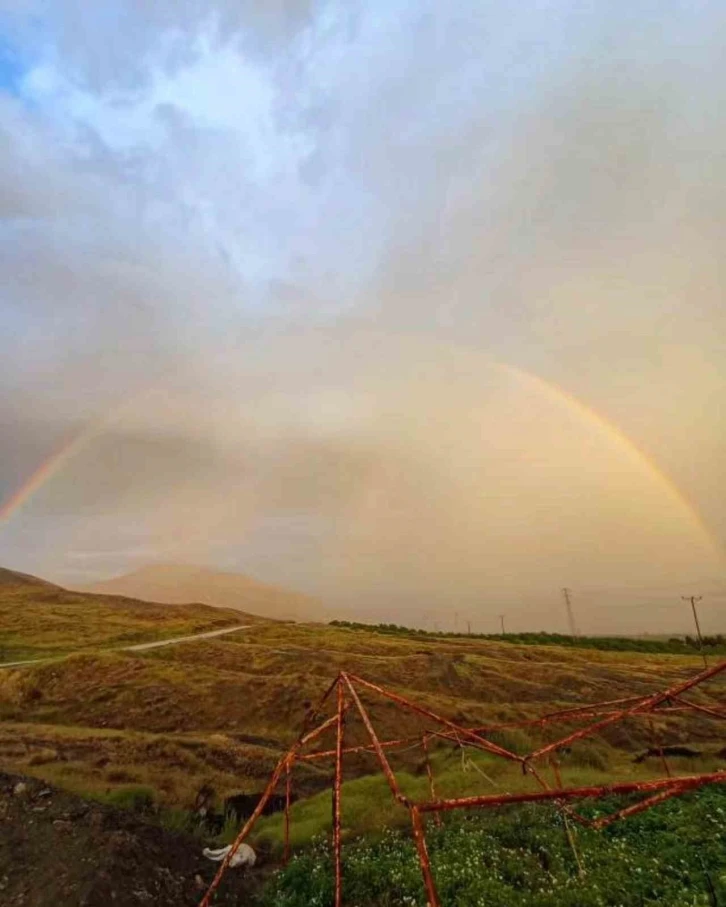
(76, 564, 326, 622)
(0, 566, 59, 589)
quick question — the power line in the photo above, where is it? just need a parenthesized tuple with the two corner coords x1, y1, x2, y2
(562, 587, 579, 637)
(681, 595, 707, 668)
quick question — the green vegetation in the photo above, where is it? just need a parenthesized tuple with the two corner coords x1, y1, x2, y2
(103, 783, 157, 812)
(248, 738, 726, 857)
(1, 568, 723, 907)
(0, 609, 716, 810)
(261, 786, 726, 906)
(330, 620, 726, 656)
(0, 576, 245, 663)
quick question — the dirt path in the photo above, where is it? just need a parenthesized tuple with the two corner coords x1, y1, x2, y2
(0, 624, 251, 669)
(123, 624, 252, 651)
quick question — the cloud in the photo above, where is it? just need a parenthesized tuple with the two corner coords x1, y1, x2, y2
(1, 1, 725, 630)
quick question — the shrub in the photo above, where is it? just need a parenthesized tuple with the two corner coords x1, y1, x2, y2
(105, 784, 156, 813)
(261, 787, 726, 906)
(566, 743, 610, 772)
(486, 728, 532, 755)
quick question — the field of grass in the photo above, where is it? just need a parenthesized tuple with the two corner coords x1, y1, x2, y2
(0, 571, 725, 906)
(0, 571, 252, 662)
(1, 612, 722, 808)
(247, 732, 726, 855)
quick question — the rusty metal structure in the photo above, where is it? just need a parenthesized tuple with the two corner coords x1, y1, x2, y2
(199, 659, 726, 907)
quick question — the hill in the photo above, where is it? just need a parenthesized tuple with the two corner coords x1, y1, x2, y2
(0, 565, 60, 589)
(0, 565, 258, 664)
(76, 564, 326, 622)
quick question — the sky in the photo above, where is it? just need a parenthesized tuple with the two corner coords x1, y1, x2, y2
(1, 0, 725, 634)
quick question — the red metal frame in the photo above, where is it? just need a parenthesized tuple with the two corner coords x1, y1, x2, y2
(200, 660, 726, 907)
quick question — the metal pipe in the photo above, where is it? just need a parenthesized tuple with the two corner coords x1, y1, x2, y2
(527, 660, 726, 762)
(283, 758, 293, 865)
(648, 717, 671, 778)
(200, 675, 343, 907)
(668, 695, 726, 722)
(410, 805, 440, 907)
(199, 751, 290, 907)
(346, 672, 522, 763)
(333, 679, 345, 907)
(418, 771, 726, 814)
(342, 673, 409, 805)
(298, 735, 414, 762)
(422, 734, 442, 826)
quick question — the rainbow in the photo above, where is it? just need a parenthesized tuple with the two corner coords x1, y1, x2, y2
(0, 427, 101, 524)
(0, 382, 161, 527)
(496, 362, 723, 561)
(0, 359, 721, 562)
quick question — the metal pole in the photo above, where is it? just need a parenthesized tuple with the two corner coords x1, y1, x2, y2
(283, 758, 293, 865)
(499, 614, 506, 635)
(342, 674, 410, 804)
(346, 673, 522, 763)
(200, 677, 340, 907)
(417, 771, 726, 814)
(333, 678, 345, 907)
(527, 657, 726, 763)
(410, 805, 440, 907)
(648, 717, 671, 778)
(422, 735, 442, 826)
(562, 587, 578, 637)
(199, 753, 288, 907)
(682, 595, 707, 667)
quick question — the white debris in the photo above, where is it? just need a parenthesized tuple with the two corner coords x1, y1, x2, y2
(202, 843, 256, 869)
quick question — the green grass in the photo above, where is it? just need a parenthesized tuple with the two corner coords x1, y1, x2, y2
(260, 785, 726, 906)
(0, 582, 244, 662)
(1, 587, 721, 841)
(246, 737, 693, 857)
(330, 621, 726, 656)
(103, 783, 157, 811)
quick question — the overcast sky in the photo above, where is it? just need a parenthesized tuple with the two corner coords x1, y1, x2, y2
(1, 1, 725, 633)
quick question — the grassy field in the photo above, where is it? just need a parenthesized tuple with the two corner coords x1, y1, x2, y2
(0, 568, 253, 662)
(1, 607, 722, 807)
(0, 569, 725, 905)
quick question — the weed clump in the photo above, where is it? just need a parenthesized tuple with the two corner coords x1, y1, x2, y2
(104, 784, 157, 813)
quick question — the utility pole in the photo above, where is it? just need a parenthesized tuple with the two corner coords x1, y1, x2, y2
(682, 595, 706, 667)
(467, 620, 471, 636)
(562, 587, 579, 637)
(498, 614, 506, 635)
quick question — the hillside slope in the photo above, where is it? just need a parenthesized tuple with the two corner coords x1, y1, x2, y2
(0, 565, 254, 664)
(0, 566, 60, 589)
(77, 564, 326, 621)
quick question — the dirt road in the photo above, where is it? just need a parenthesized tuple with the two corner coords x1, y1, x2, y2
(0, 624, 251, 669)
(123, 624, 252, 651)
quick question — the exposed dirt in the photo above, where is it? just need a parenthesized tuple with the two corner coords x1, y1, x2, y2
(0, 771, 260, 906)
